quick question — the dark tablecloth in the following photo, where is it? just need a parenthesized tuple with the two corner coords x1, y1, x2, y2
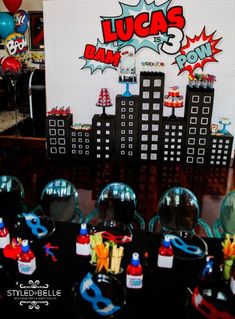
(0, 222, 229, 319)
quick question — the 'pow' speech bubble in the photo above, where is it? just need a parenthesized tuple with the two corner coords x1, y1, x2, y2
(173, 27, 222, 74)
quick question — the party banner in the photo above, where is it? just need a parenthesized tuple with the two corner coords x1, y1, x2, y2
(80, 0, 222, 75)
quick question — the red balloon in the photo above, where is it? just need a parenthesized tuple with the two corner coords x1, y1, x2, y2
(3, 0, 22, 13)
(1, 56, 21, 73)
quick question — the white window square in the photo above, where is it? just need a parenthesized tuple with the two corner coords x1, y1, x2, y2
(121, 108, 126, 113)
(179, 125, 183, 130)
(143, 91, 150, 99)
(225, 140, 230, 144)
(151, 154, 157, 160)
(105, 146, 110, 150)
(128, 137, 133, 142)
(72, 150, 76, 154)
(129, 108, 134, 112)
(49, 119, 56, 127)
(172, 125, 176, 130)
(165, 132, 169, 136)
(105, 154, 110, 159)
(57, 120, 64, 127)
(165, 125, 169, 129)
(97, 122, 101, 127)
(225, 145, 229, 149)
(178, 132, 183, 136)
(85, 151, 89, 155)
(121, 122, 126, 127)
(78, 145, 82, 149)
(129, 101, 134, 106)
(152, 124, 159, 131)
(121, 130, 125, 134)
(143, 79, 150, 87)
(152, 114, 159, 121)
(97, 146, 101, 150)
(201, 117, 208, 125)
(191, 106, 198, 114)
(85, 145, 89, 149)
(188, 138, 195, 145)
(85, 133, 89, 137)
(197, 157, 204, 164)
(164, 151, 168, 155)
(165, 138, 169, 142)
(218, 150, 222, 154)
(152, 135, 158, 141)
(224, 150, 228, 154)
(78, 138, 82, 142)
(177, 151, 181, 155)
(71, 138, 76, 143)
(142, 114, 149, 121)
(153, 103, 160, 110)
(142, 124, 148, 131)
(177, 145, 181, 149)
(71, 132, 76, 137)
(105, 139, 109, 143)
(190, 117, 197, 124)
(171, 132, 175, 136)
(85, 139, 89, 143)
(176, 158, 180, 162)
(171, 138, 175, 143)
(78, 132, 82, 137)
(96, 154, 101, 158)
(106, 130, 110, 134)
(59, 147, 66, 154)
(189, 127, 196, 135)
(212, 149, 216, 153)
(204, 96, 212, 104)
(97, 138, 101, 142)
(142, 135, 148, 141)
(58, 129, 65, 136)
(129, 115, 133, 120)
(151, 145, 158, 150)
(97, 130, 101, 135)
(153, 92, 160, 99)
(210, 161, 214, 164)
(121, 101, 125, 105)
(187, 157, 193, 163)
(141, 154, 147, 160)
(121, 144, 125, 149)
(121, 137, 125, 142)
(222, 161, 226, 165)
(164, 157, 168, 161)
(50, 147, 57, 154)
(199, 138, 206, 145)
(219, 139, 223, 143)
(49, 129, 56, 136)
(105, 122, 110, 127)
(170, 157, 174, 161)
(154, 79, 161, 87)
(192, 95, 200, 103)
(218, 144, 223, 149)
(200, 128, 207, 135)
(202, 107, 210, 114)
(128, 151, 133, 156)
(141, 144, 148, 151)
(142, 103, 149, 110)
(198, 148, 205, 155)
(170, 145, 175, 149)
(121, 151, 125, 155)
(129, 130, 133, 134)
(170, 151, 174, 155)
(50, 138, 56, 145)
(58, 138, 65, 145)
